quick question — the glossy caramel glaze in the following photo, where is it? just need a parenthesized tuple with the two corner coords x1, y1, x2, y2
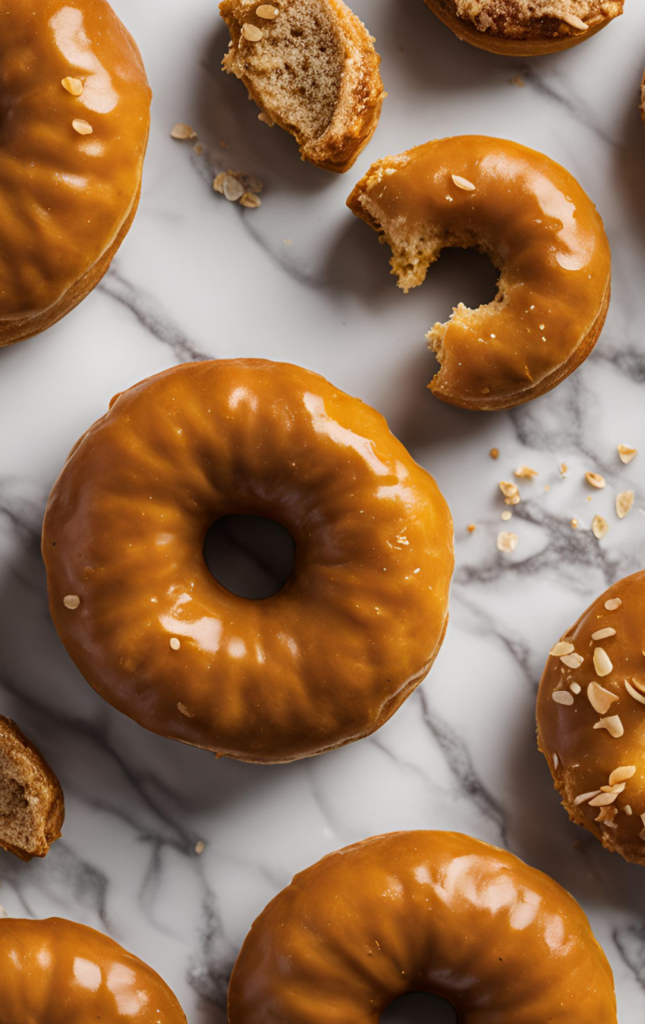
(538, 571, 645, 865)
(228, 830, 617, 1023)
(0, 917, 186, 1024)
(42, 360, 454, 764)
(0, 0, 151, 347)
(347, 136, 611, 411)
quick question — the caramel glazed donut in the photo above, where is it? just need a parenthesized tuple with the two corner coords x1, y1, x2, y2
(0, 917, 186, 1023)
(347, 136, 611, 412)
(0, 0, 151, 348)
(424, 0, 624, 56)
(538, 570, 645, 866)
(229, 831, 618, 1023)
(43, 360, 454, 764)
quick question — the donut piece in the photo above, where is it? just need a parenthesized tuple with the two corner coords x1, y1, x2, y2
(0, 716, 64, 861)
(42, 360, 454, 764)
(0, 917, 186, 1023)
(537, 571, 645, 866)
(229, 830, 617, 1022)
(424, 0, 624, 56)
(0, 0, 151, 348)
(347, 136, 611, 411)
(219, 0, 384, 173)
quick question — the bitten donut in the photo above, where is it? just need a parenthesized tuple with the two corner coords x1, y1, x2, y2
(0, 0, 151, 348)
(42, 360, 454, 764)
(538, 571, 645, 866)
(348, 136, 611, 411)
(0, 917, 186, 1023)
(0, 715, 64, 861)
(229, 830, 617, 1022)
(424, 1, 624, 56)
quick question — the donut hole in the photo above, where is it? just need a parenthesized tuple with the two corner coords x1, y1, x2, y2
(203, 515, 295, 600)
(382, 992, 458, 1022)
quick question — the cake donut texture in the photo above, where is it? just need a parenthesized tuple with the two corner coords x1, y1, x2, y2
(348, 136, 611, 411)
(0, 715, 64, 861)
(538, 571, 645, 865)
(42, 360, 454, 764)
(424, 0, 624, 55)
(0, 917, 186, 1023)
(228, 830, 617, 1022)
(220, 0, 384, 173)
(0, 0, 151, 348)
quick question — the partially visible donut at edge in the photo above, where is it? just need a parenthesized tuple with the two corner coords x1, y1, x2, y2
(0, 0, 151, 348)
(42, 359, 454, 764)
(347, 136, 611, 412)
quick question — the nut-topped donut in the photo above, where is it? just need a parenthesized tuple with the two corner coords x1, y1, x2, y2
(0, 917, 186, 1023)
(347, 136, 611, 411)
(229, 830, 617, 1022)
(42, 359, 454, 764)
(0, 0, 151, 348)
(538, 571, 645, 865)
(423, 0, 624, 56)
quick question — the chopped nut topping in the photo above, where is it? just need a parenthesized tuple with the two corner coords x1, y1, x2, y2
(605, 597, 622, 611)
(592, 627, 616, 641)
(552, 690, 574, 706)
(467, 523, 476, 533)
(589, 791, 619, 807)
(586, 472, 606, 489)
(562, 12, 588, 29)
(570, 682, 581, 695)
(177, 702, 194, 718)
(72, 119, 93, 135)
(195, 840, 205, 854)
(170, 123, 197, 140)
(618, 444, 637, 465)
(587, 681, 618, 715)
(170, 637, 181, 650)
(240, 192, 262, 208)
(500, 510, 512, 521)
(62, 76, 83, 96)
(629, 678, 645, 694)
(592, 515, 608, 540)
(625, 680, 645, 706)
(489, 448, 499, 460)
(593, 715, 624, 738)
(222, 173, 245, 202)
(497, 531, 518, 553)
(593, 647, 613, 677)
(600, 782, 626, 795)
(561, 652, 584, 669)
(595, 806, 618, 827)
(573, 790, 601, 806)
(609, 766, 636, 785)
(553, 753, 559, 769)
(242, 22, 264, 40)
(550, 641, 575, 657)
(625, 805, 633, 815)
(256, 3, 279, 16)
(570, 518, 578, 529)
(452, 174, 476, 191)
(559, 463, 568, 476)
(63, 594, 80, 610)
(514, 466, 538, 479)
(499, 481, 520, 505)
(616, 490, 635, 519)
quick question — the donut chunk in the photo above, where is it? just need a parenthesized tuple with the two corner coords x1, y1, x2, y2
(42, 360, 454, 764)
(229, 830, 617, 1023)
(538, 571, 645, 866)
(0, 0, 151, 348)
(424, 0, 624, 56)
(0, 716, 64, 861)
(0, 917, 186, 1023)
(220, 0, 384, 173)
(347, 136, 611, 411)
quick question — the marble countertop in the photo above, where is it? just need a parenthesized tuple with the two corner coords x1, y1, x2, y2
(2, 0, 645, 1020)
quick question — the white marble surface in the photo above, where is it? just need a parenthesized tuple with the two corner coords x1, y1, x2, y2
(2, 0, 645, 1020)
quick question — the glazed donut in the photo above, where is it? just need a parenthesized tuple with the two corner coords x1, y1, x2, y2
(423, 0, 624, 56)
(229, 830, 617, 1022)
(538, 570, 645, 866)
(0, 0, 151, 348)
(42, 359, 454, 764)
(0, 917, 186, 1023)
(347, 136, 611, 411)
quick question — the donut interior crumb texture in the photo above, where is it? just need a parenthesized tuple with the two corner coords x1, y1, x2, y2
(446, 0, 623, 37)
(0, 717, 64, 861)
(220, 0, 383, 171)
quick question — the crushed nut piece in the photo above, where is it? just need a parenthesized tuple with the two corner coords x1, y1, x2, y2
(625, 680, 645, 705)
(223, 174, 245, 202)
(489, 448, 499, 460)
(616, 490, 635, 519)
(562, 12, 588, 29)
(514, 466, 538, 479)
(570, 682, 581, 695)
(467, 523, 476, 533)
(587, 681, 618, 715)
(63, 594, 80, 610)
(62, 76, 83, 96)
(589, 791, 619, 807)
(592, 515, 608, 540)
(559, 463, 568, 476)
(592, 627, 616, 641)
(499, 481, 520, 505)
(552, 690, 574, 706)
(177, 702, 194, 718)
(561, 652, 584, 669)
(501, 510, 512, 521)
(609, 766, 636, 785)
(571, 518, 578, 529)
(72, 119, 93, 135)
(551, 641, 575, 657)
(170, 123, 197, 140)
(240, 192, 262, 208)
(452, 174, 476, 191)
(593, 647, 613, 677)
(195, 840, 205, 854)
(553, 753, 559, 769)
(170, 637, 181, 651)
(618, 444, 637, 465)
(242, 22, 264, 40)
(595, 806, 618, 827)
(497, 531, 518, 553)
(593, 715, 624, 738)
(625, 805, 633, 815)
(586, 472, 606, 489)
(573, 790, 601, 806)
(256, 3, 279, 16)
(605, 597, 622, 611)
(258, 111, 275, 126)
